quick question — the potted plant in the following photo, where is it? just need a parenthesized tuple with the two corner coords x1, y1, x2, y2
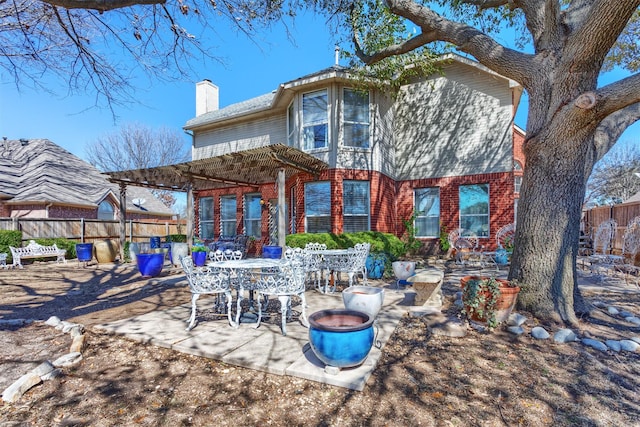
(365, 252, 388, 279)
(460, 276, 520, 329)
(191, 245, 208, 267)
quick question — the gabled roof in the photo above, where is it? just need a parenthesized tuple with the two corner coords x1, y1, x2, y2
(184, 55, 522, 132)
(0, 139, 173, 216)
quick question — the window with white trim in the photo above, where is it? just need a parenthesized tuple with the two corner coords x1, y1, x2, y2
(343, 88, 370, 148)
(459, 184, 490, 237)
(244, 193, 262, 239)
(343, 181, 370, 232)
(287, 102, 295, 147)
(220, 195, 236, 237)
(304, 181, 331, 233)
(199, 197, 214, 239)
(414, 188, 440, 237)
(302, 90, 328, 150)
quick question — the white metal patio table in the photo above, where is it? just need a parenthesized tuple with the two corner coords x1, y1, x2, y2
(209, 258, 287, 326)
(313, 249, 352, 293)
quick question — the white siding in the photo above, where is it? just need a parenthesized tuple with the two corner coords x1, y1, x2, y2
(192, 115, 287, 160)
(393, 63, 514, 180)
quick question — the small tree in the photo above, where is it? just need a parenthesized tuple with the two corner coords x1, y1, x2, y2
(586, 142, 640, 205)
(86, 122, 190, 208)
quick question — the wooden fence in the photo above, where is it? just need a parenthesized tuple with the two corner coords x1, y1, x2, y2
(583, 201, 640, 253)
(0, 217, 187, 245)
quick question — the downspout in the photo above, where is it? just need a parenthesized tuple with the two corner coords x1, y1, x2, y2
(45, 203, 53, 218)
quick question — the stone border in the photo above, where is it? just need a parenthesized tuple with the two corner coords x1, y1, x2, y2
(1, 316, 86, 403)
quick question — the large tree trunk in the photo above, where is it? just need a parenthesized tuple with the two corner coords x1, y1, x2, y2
(508, 130, 594, 325)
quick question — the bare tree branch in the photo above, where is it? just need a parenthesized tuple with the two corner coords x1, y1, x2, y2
(40, 0, 164, 11)
(593, 102, 640, 161)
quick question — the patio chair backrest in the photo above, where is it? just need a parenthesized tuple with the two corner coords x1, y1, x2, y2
(622, 216, 640, 259)
(496, 223, 516, 249)
(592, 219, 617, 255)
(448, 228, 478, 251)
(180, 256, 230, 294)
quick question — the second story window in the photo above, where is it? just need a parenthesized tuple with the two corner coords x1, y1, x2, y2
(97, 200, 114, 220)
(302, 90, 328, 150)
(287, 102, 295, 146)
(343, 88, 370, 148)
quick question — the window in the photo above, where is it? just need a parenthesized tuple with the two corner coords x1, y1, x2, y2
(287, 102, 295, 146)
(514, 175, 522, 193)
(343, 88, 370, 148)
(97, 201, 114, 220)
(220, 195, 236, 237)
(244, 194, 262, 239)
(302, 90, 328, 150)
(414, 188, 440, 237)
(305, 181, 331, 233)
(199, 197, 214, 239)
(343, 181, 370, 232)
(459, 184, 490, 237)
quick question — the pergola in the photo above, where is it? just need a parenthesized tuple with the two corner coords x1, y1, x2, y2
(105, 144, 328, 257)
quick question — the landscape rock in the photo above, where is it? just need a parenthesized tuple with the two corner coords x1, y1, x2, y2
(53, 352, 83, 368)
(607, 306, 619, 316)
(592, 301, 607, 308)
(531, 327, 550, 340)
(631, 336, 640, 344)
(45, 316, 61, 327)
(31, 361, 55, 378)
(619, 310, 635, 318)
(554, 329, 577, 343)
(507, 326, 525, 335)
(2, 372, 42, 403)
(605, 340, 621, 352)
(619, 340, 640, 352)
(625, 316, 640, 326)
(69, 325, 85, 337)
(70, 335, 86, 353)
(582, 338, 608, 352)
(507, 313, 527, 327)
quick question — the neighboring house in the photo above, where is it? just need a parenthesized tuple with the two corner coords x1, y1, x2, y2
(0, 138, 174, 220)
(184, 54, 524, 253)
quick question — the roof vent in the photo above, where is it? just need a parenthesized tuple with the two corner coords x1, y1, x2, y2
(19, 138, 29, 146)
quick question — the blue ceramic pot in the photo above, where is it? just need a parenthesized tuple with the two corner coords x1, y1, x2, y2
(308, 309, 374, 369)
(365, 254, 386, 279)
(137, 253, 164, 277)
(262, 245, 282, 259)
(76, 243, 93, 262)
(192, 251, 207, 267)
(150, 236, 161, 249)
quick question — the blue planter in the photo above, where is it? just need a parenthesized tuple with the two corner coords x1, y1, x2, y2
(137, 253, 164, 277)
(262, 245, 282, 259)
(365, 254, 387, 279)
(308, 309, 374, 369)
(192, 251, 207, 267)
(76, 243, 93, 262)
(495, 248, 509, 265)
(150, 236, 161, 249)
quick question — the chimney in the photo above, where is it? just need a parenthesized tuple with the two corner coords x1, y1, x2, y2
(196, 79, 219, 116)
(335, 46, 340, 66)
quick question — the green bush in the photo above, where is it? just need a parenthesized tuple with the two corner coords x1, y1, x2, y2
(34, 238, 78, 258)
(166, 234, 187, 243)
(285, 232, 405, 259)
(0, 230, 22, 263)
(123, 241, 132, 263)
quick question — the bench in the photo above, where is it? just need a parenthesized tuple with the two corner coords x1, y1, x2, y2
(9, 240, 67, 269)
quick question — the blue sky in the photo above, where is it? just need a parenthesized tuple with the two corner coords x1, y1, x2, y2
(1, 10, 638, 205)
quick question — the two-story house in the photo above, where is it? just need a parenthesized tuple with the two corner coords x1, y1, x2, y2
(184, 54, 524, 254)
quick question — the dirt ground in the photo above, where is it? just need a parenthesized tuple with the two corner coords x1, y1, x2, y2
(0, 261, 639, 427)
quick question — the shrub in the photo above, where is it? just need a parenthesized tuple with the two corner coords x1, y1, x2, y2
(285, 232, 405, 259)
(166, 234, 187, 243)
(0, 230, 22, 263)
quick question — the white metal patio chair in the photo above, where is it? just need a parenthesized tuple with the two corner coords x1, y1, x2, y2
(324, 242, 370, 292)
(254, 248, 309, 336)
(481, 223, 516, 271)
(181, 256, 236, 331)
(615, 216, 640, 287)
(303, 242, 327, 290)
(587, 219, 619, 277)
(448, 228, 481, 266)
